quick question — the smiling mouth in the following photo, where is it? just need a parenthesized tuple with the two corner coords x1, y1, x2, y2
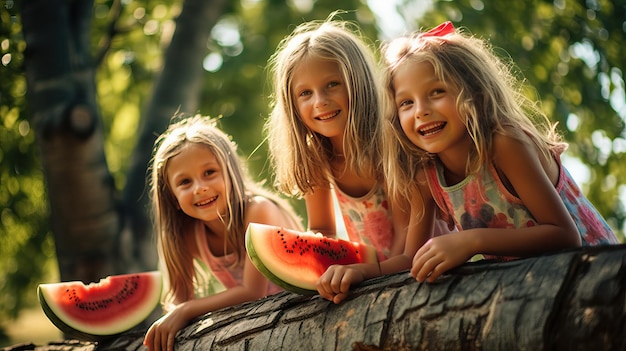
(196, 195, 218, 206)
(419, 122, 446, 136)
(316, 110, 340, 121)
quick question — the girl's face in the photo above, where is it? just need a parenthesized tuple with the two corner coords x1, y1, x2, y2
(166, 143, 229, 224)
(392, 60, 470, 157)
(291, 55, 350, 144)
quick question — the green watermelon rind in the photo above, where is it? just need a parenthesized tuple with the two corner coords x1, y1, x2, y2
(37, 271, 163, 342)
(38, 285, 122, 342)
(245, 229, 317, 295)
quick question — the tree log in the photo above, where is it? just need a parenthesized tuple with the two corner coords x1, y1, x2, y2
(6, 244, 626, 351)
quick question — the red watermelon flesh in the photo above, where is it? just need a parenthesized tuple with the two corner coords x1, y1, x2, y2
(38, 271, 162, 341)
(245, 223, 378, 295)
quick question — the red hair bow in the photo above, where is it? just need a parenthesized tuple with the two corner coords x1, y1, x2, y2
(419, 21, 455, 38)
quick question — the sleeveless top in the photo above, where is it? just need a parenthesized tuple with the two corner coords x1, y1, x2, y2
(332, 182, 394, 260)
(192, 222, 283, 298)
(425, 157, 618, 261)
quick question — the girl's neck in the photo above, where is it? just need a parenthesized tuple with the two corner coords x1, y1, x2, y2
(329, 135, 344, 159)
(202, 221, 231, 257)
(441, 164, 467, 186)
(437, 151, 472, 186)
(435, 134, 474, 185)
(203, 217, 227, 235)
(330, 156, 377, 197)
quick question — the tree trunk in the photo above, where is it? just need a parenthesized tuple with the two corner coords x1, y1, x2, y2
(8, 244, 626, 351)
(21, 0, 120, 283)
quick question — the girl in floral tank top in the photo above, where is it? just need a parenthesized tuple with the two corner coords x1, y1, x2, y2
(425, 156, 617, 262)
(265, 15, 424, 268)
(375, 21, 619, 288)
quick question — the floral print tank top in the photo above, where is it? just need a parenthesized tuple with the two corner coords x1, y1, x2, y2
(425, 158, 618, 261)
(333, 182, 394, 260)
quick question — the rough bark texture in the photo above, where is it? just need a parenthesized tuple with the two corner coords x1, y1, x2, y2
(6, 244, 626, 351)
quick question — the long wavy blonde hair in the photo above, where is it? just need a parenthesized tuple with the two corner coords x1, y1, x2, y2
(381, 24, 566, 205)
(149, 114, 302, 304)
(265, 14, 384, 197)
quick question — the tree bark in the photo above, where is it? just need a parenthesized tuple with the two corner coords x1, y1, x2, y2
(21, 0, 120, 283)
(8, 244, 626, 351)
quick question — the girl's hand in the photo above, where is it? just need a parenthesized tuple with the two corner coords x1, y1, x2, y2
(410, 234, 473, 283)
(143, 303, 190, 351)
(316, 264, 365, 304)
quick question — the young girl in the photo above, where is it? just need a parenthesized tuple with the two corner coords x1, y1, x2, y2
(264, 17, 415, 262)
(317, 21, 618, 304)
(144, 115, 302, 351)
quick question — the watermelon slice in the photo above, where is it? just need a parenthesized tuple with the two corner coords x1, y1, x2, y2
(245, 223, 378, 295)
(38, 271, 162, 341)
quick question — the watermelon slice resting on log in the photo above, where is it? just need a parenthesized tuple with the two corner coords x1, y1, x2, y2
(245, 223, 378, 295)
(37, 271, 162, 342)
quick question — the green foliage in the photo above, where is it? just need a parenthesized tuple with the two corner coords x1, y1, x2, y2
(0, 3, 56, 327)
(93, 0, 181, 190)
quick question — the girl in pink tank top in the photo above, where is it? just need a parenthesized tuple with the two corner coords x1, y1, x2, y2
(145, 115, 302, 350)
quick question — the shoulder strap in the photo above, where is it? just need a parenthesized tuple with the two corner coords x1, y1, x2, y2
(423, 162, 456, 230)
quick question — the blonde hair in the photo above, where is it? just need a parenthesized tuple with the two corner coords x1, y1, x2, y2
(149, 114, 301, 304)
(265, 14, 383, 196)
(381, 24, 566, 203)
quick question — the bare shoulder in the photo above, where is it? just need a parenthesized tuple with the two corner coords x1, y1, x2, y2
(493, 132, 542, 163)
(492, 131, 559, 186)
(246, 195, 293, 226)
(247, 195, 280, 217)
(492, 132, 532, 154)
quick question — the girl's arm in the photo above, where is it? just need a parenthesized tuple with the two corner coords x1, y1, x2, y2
(317, 176, 435, 304)
(304, 185, 337, 238)
(411, 134, 581, 283)
(144, 196, 298, 351)
(388, 193, 410, 256)
(145, 254, 273, 351)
